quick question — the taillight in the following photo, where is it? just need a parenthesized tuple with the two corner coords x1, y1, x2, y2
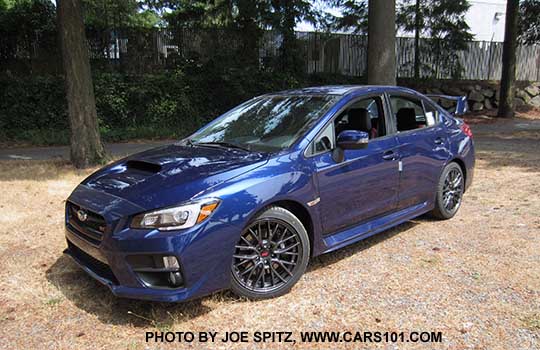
(460, 122, 473, 138)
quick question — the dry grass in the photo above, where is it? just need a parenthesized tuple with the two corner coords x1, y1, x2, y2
(0, 117, 539, 349)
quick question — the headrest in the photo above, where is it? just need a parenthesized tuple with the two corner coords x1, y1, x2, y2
(347, 108, 371, 132)
(397, 108, 417, 131)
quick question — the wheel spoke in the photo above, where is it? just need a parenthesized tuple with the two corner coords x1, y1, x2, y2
(275, 242, 300, 254)
(281, 251, 299, 256)
(274, 258, 295, 266)
(246, 263, 259, 282)
(275, 260, 294, 276)
(241, 263, 257, 276)
(235, 245, 257, 251)
(254, 266, 265, 286)
(276, 234, 295, 246)
(235, 259, 252, 268)
(233, 254, 257, 260)
(270, 264, 287, 283)
(248, 228, 260, 245)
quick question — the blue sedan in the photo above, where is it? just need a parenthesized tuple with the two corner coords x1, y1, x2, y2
(64, 86, 474, 302)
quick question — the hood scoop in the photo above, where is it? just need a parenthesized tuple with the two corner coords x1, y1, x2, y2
(126, 160, 162, 174)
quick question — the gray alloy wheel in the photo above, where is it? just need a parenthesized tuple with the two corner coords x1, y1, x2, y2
(431, 162, 465, 219)
(230, 206, 310, 300)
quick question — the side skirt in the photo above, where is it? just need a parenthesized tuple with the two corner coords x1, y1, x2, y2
(321, 201, 431, 255)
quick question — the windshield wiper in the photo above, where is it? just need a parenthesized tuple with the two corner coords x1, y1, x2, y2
(194, 141, 251, 152)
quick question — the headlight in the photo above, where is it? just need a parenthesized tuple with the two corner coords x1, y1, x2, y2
(130, 198, 220, 231)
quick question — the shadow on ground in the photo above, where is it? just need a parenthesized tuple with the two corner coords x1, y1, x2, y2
(45, 219, 422, 328)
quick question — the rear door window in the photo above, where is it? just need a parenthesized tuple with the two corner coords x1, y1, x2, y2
(389, 96, 428, 132)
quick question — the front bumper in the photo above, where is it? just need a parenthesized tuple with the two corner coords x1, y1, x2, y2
(64, 186, 241, 302)
(65, 218, 240, 302)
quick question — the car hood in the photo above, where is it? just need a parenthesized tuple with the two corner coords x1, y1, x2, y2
(81, 143, 268, 210)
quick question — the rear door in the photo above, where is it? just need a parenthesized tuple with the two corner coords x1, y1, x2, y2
(387, 93, 450, 210)
(308, 95, 400, 235)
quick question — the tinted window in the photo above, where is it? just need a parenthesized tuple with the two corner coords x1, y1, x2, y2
(191, 95, 338, 152)
(308, 96, 387, 156)
(389, 96, 427, 132)
(335, 97, 386, 139)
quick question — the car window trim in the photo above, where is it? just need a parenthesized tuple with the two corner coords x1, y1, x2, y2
(304, 93, 393, 158)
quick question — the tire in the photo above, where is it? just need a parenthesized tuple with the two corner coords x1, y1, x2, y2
(431, 162, 465, 220)
(230, 206, 310, 300)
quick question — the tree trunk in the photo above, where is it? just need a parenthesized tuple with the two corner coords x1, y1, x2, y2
(413, 0, 421, 79)
(57, 0, 107, 168)
(498, 0, 519, 118)
(237, 0, 261, 67)
(280, 0, 301, 74)
(367, 0, 396, 85)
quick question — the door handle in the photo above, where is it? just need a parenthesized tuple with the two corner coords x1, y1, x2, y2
(382, 151, 396, 160)
(434, 137, 444, 145)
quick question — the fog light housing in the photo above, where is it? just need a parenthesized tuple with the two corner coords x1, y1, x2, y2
(126, 254, 184, 289)
(163, 256, 180, 270)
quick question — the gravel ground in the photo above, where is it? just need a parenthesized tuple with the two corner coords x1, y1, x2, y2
(0, 115, 539, 349)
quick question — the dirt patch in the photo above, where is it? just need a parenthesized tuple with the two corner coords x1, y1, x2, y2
(0, 116, 539, 349)
(464, 106, 540, 125)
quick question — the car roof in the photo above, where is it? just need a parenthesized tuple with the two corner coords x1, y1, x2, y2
(275, 85, 421, 97)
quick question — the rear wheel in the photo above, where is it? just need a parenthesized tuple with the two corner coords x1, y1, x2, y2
(230, 207, 310, 300)
(431, 162, 464, 219)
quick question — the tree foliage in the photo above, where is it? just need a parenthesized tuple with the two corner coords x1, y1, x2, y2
(398, 0, 473, 78)
(0, 0, 56, 61)
(519, 0, 540, 45)
(326, 0, 368, 34)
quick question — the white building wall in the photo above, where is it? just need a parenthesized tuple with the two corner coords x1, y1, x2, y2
(466, 0, 507, 42)
(297, 0, 509, 43)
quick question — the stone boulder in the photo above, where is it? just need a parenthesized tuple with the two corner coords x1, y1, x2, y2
(472, 102, 484, 111)
(516, 89, 532, 104)
(441, 99, 454, 109)
(469, 91, 485, 102)
(484, 98, 493, 110)
(427, 88, 443, 95)
(481, 88, 495, 98)
(530, 95, 540, 108)
(525, 85, 540, 97)
(443, 86, 465, 96)
(514, 98, 526, 107)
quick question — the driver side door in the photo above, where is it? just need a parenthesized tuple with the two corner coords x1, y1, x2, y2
(308, 95, 400, 235)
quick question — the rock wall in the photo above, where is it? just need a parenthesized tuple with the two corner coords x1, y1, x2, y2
(399, 79, 540, 111)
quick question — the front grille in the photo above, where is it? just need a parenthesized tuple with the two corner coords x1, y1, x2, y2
(67, 240, 118, 284)
(66, 202, 106, 246)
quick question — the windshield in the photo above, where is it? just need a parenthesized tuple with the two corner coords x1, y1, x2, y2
(189, 94, 338, 152)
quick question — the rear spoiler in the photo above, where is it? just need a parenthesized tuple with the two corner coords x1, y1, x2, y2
(426, 95, 468, 116)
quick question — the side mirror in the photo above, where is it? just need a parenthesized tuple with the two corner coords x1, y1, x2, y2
(333, 130, 369, 163)
(337, 130, 369, 150)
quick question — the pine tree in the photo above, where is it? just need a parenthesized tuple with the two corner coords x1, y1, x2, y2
(397, 0, 473, 79)
(519, 0, 540, 45)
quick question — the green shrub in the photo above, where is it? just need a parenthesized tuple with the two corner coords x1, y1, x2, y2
(0, 69, 350, 146)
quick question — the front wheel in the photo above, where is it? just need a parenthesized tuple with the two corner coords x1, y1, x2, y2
(431, 162, 464, 219)
(230, 207, 310, 300)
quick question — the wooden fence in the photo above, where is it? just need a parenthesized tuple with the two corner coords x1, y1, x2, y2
(3, 28, 540, 81)
(295, 32, 540, 81)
